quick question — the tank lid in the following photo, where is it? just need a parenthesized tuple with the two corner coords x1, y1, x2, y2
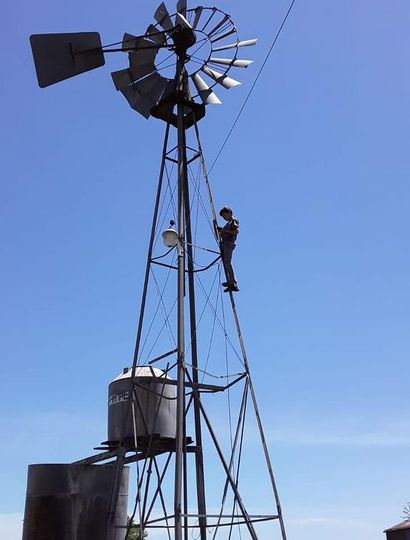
(112, 366, 169, 382)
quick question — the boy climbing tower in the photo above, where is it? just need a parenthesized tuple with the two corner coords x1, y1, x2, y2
(218, 206, 239, 292)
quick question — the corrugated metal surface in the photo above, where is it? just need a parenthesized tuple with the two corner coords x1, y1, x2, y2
(386, 531, 410, 540)
(22, 463, 129, 540)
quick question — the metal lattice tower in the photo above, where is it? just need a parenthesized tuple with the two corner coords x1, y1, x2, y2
(29, 3, 288, 540)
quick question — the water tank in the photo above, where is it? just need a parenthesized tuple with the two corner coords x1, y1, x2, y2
(108, 366, 176, 445)
(22, 463, 129, 540)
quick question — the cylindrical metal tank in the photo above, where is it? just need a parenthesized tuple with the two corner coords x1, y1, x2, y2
(108, 366, 176, 444)
(22, 463, 129, 540)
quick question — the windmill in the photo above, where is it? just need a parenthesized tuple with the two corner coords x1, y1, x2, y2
(25, 2, 287, 540)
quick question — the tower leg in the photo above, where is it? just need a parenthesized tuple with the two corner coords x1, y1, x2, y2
(183, 170, 208, 540)
(107, 123, 171, 529)
(174, 56, 188, 540)
(229, 294, 288, 540)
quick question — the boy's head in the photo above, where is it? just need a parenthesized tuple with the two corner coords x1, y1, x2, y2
(219, 206, 233, 221)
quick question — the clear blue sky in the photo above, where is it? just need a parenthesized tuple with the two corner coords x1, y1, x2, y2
(1, 0, 410, 539)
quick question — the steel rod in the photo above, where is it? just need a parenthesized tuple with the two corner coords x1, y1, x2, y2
(144, 453, 173, 526)
(212, 380, 249, 539)
(227, 380, 248, 540)
(131, 122, 171, 374)
(192, 121, 219, 240)
(143, 513, 277, 524)
(183, 134, 208, 540)
(148, 348, 178, 365)
(174, 53, 187, 540)
(154, 457, 173, 540)
(107, 125, 171, 524)
(228, 294, 288, 540)
(141, 457, 154, 525)
(184, 368, 258, 540)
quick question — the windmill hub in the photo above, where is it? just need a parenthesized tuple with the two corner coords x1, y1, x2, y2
(171, 25, 197, 54)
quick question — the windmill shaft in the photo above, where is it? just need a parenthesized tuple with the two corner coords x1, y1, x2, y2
(183, 161, 207, 540)
(174, 48, 207, 540)
(174, 54, 188, 540)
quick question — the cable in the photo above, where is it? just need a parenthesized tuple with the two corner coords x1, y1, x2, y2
(140, 251, 176, 362)
(208, 0, 298, 174)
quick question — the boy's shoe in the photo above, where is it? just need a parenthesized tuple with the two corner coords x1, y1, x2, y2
(222, 282, 228, 287)
(224, 284, 239, 292)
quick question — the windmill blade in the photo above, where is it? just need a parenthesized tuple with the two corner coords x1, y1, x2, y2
(200, 7, 217, 32)
(121, 33, 138, 51)
(120, 72, 170, 118)
(30, 32, 104, 88)
(201, 66, 241, 89)
(130, 62, 157, 82)
(209, 27, 236, 44)
(207, 14, 230, 38)
(209, 57, 253, 68)
(133, 71, 167, 100)
(191, 73, 222, 105)
(120, 85, 148, 117)
(146, 24, 166, 46)
(134, 73, 170, 114)
(175, 12, 193, 30)
(154, 2, 174, 32)
(112, 57, 157, 89)
(129, 39, 158, 63)
(111, 68, 133, 90)
(121, 35, 158, 81)
(192, 7, 203, 29)
(123, 34, 160, 56)
(160, 78, 177, 102)
(176, 0, 187, 16)
(212, 39, 257, 52)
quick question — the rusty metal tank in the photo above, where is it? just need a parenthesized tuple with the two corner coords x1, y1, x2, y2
(107, 366, 176, 445)
(22, 463, 129, 540)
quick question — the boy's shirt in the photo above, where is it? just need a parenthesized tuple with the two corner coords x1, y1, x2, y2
(221, 218, 239, 244)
